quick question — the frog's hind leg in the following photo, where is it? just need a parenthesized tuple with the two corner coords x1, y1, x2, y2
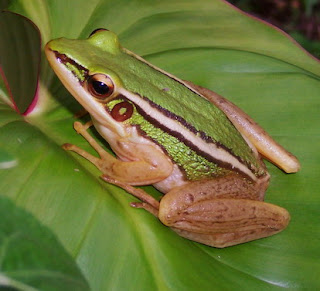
(165, 198, 290, 248)
(102, 176, 160, 217)
(157, 174, 290, 248)
(185, 81, 300, 173)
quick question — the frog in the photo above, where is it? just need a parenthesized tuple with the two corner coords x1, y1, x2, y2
(45, 29, 300, 247)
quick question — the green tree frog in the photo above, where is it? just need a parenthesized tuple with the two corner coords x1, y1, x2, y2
(45, 29, 300, 248)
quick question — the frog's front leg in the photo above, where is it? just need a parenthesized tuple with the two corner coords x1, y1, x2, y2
(157, 175, 290, 248)
(63, 121, 173, 185)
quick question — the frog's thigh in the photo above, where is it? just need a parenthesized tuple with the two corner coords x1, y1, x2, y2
(158, 176, 289, 248)
(168, 199, 290, 248)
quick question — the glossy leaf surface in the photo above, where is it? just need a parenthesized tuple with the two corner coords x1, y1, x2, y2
(0, 0, 319, 290)
(0, 195, 89, 290)
(0, 10, 40, 114)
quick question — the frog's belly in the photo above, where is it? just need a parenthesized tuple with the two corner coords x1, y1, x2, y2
(153, 164, 187, 193)
(93, 118, 188, 192)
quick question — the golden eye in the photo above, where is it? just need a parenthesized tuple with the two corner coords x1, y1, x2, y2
(87, 74, 114, 99)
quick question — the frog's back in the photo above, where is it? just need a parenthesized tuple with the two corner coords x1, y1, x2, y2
(107, 51, 265, 181)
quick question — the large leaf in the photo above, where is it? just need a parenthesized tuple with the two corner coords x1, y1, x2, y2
(1, 0, 320, 290)
(0, 195, 89, 290)
(0, 9, 40, 114)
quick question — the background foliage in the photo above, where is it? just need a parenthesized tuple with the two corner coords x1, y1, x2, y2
(229, 0, 320, 57)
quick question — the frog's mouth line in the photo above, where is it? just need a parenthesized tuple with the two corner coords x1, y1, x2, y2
(53, 50, 89, 83)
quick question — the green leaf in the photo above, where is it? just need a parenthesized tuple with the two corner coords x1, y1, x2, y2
(0, 11, 41, 114)
(1, 0, 320, 290)
(0, 195, 90, 290)
(290, 31, 320, 59)
(0, 147, 17, 169)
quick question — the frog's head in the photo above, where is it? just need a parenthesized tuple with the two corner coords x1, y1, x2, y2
(45, 29, 132, 134)
(46, 29, 268, 182)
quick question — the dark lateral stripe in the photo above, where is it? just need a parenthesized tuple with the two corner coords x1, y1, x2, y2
(53, 50, 88, 82)
(125, 49, 260, 176)
(142, 95, 224, 145)
(116, 95, 256, 181)
(138, 94, 257, 176)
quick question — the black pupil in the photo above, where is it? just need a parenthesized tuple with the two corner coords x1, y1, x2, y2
(92, 80, 109, 95)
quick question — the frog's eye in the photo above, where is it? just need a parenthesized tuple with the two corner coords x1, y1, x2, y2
(87, 74, 114, 99)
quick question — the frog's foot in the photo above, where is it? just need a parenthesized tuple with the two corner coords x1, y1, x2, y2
(158, 193, 290, 248)
(77, 120, 93, 131)
(63, 142, 100, 165)
(102, 175, 160, 217)
(131, 202, 159, 217)
(64, 121, 131, 176)
(62, 121, 108, 172)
